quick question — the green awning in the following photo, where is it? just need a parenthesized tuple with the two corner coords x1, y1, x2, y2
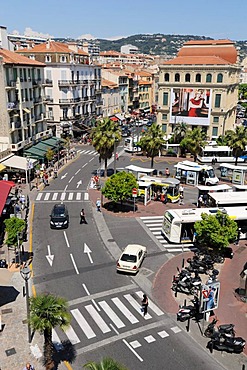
(34, 142, 53, 152)
(41, 138, 58, 147)
(24, 147, 45, 159)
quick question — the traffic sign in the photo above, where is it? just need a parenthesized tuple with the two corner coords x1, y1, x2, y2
(132, 188, 138, 197)
(202, 290, 209, 299)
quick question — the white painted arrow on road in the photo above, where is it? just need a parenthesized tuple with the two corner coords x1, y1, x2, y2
(84, 243, 93, 264)
(61, 173, 67, 180)
(46, 245, 54, 266)
(76, 180, 82, 188)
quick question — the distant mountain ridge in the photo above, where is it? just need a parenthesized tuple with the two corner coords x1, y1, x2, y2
(54, 33, 247, 60)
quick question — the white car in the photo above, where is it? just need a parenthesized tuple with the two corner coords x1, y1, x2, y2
(116, 244, 147, 274)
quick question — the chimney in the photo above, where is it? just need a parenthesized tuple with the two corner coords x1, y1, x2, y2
(46, 39, 50, 49)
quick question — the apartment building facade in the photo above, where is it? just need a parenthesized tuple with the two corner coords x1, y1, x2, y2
(157, 40, 241, 139)
(0, 48, 50, 153)
(18, 41, 102, 136)
(101, 79, 120, 117)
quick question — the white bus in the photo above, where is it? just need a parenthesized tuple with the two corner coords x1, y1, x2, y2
(197, 145, 247, 164)
(208, 191, 247, 207)
(124, 136, 141, 152)
(175, 160, 219, 186)
(162, 207, 247, 244)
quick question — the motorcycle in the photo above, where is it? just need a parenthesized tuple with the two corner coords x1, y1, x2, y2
(177, 297, 201, 322)
(172, 270, 201, 295)
(206, 269, 219, 285)
(204, 318, 235, 338)
(207, 333, 245, 354)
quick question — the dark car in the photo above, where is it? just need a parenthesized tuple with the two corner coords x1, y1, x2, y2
(50, 204, 69, 229)
(121, 127, 131, 137)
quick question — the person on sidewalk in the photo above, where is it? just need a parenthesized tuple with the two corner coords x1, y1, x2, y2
(96, 198, 101, 212)
(165, 168, 170, 178)
(23, 362, 35, 370)
(80, 208, 87, 224)
(141, 294, 149, 317)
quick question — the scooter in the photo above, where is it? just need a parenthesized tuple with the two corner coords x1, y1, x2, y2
(172, 275, 201, 295)
(204, 318, 235, 338)
(207, 333, 245, 354)
(206, 269, 219, 285)
(177, 297, 201, 322)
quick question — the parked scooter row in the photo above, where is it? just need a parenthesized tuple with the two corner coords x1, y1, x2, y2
(172, 268, 201, 295)
(177, 296, 201, 322)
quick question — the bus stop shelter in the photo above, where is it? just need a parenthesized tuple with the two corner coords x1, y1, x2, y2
(125, 165, 154, 179)
(220, 163, 247, 185)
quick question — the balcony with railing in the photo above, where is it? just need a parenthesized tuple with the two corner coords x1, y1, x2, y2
(58, 80, 77, 86)
(59, 98, 73, 104)
(6, 80, 17, 89)
(43, 96, 54, 103)
(43, 79, 53, 86)
(7, 101, 19, 110)
(10, 120, 22, 131)
(33, 96, 42, 104)
(96, 100, 103, 106)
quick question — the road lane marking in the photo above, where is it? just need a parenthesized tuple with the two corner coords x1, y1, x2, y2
(63, 231, 70, 248)
(85, 305, 111, 333)
(98, 301, 125, 329)
(61, 192, 66, 200)
(36, 193, 42, 200)
(111, 297, 139, 324)
(124, 294, 152, 320)
(76, 193, 81, 201)
(84, 192, 89, 200)
(171, 326, 181, 334)
(144, 335, 156, 343)
(71, 309, 96, 339)
(123, 338, 143, 362)
(84, 150, 90, 154)
(158, 330, 169, 338)
(70, 253, 79, 274)
(82, 283, 101, 311)
(68, 176, 74, 183)
(75, 169, 81, 175)
(89, 157, 94, 162)
(135, 291, 164, 316)
(52, 193, 58, 201)
(129, 340, 141, 348)
(68, 193, 73, 200)
(64, 185, 68, 192)
(64, 325, 80, 344)
(44, 193, 50, 201)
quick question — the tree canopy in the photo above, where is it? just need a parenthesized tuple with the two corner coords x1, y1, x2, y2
(4, 217, 26, 246)
(29, 293, 71, 370)
(180, 127, 206, 161)
(225, 125, 247, 165)
(138, 123, 165, 167)
(101, 171, 138, 204)
(90, 118, 122, 177)
(84, 357, 129, 370)
(194, 211, 238, 252)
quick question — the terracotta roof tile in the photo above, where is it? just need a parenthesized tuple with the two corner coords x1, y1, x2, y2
(162, 55, 232, 65)
(102, 78, 118, 88)
(138, 79, 151, 85)
(0, 48, 45, 66)
(18, 41, 88, 56)
(100, 50, 121, 56)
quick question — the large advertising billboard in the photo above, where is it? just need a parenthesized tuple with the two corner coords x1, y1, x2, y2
(170, 88, 212, 126)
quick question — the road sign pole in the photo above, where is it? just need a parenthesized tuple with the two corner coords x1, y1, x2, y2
(133, 196, 135, 213)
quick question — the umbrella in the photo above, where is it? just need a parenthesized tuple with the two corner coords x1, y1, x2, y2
(0, 285, 20, 307)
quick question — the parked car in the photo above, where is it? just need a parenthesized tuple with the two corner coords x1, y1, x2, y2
(50, 203, 69, 229)
(121, 127, 131, 137)
(116, 244, 147, 274)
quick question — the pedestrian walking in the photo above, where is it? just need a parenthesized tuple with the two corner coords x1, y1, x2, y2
(165, 167, 170, 178)
(179, 185, 184, 197)
(96, 198, 101, 212)
(141, 294, 149, 317)
(179, 193, 184, 205)
(80, 208, 87, 224)
(198, 195, 203, 208)
(23, 362, 35, 370)
(115, 152, 119, 161)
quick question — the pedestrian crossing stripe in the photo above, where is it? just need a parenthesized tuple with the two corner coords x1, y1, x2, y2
(77, 149, 98, 156)
(35, 191, 89, 202)
(139, 216, 195, 253)
(52, 291, 164, 344)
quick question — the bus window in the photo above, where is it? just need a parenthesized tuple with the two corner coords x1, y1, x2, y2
(181, 223, 194, 242)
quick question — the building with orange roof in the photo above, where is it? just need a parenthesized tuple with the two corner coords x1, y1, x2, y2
(0, 46, 51, 154)
(17, 40, 102, 137)
(101, 79, 120, 117)
(157, 39, 241, 140)
(101, 69, 129, 113)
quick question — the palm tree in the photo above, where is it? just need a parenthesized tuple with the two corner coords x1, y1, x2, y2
(29, 293, 71, 370)
(138, 123, 165, 168)
(180, 127, 207, 161)
(225, 125, 247, 165)
(84, 357, 129, 370)
(90, 118, 122, 177)
(216, 134, 228, 146)
(172, 121, 187, 143)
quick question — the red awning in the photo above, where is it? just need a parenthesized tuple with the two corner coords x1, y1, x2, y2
(0, 181, 15, 216)
(110, 117, 119, 122)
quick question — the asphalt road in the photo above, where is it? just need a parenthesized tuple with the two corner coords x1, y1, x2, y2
(31, 146, 230, 370)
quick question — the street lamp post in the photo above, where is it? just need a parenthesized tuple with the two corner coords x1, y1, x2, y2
(20, 265, 32, 343)
(26, 157, 31, 191)
(57, 140, 60, 168)
(113, 135, 117, 174)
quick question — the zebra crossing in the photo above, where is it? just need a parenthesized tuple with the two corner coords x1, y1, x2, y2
(77, 149, 98, 156)
(52, 290, 181, 351)
(139, 216, 194, 254)
(35, 191, 89, 203)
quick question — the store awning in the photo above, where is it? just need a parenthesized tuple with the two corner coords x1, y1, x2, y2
(115, 114, 125, 121)
(34, 142, 53, 152)
(110, 117, 118, 122)
(125, 165, 154, 173)
(1, 155, 37, 170)
(23, 147, 45, 159)
(0, 180, 15, 216)
(39, 137, 57, 147)
(0, 164, 6, 172)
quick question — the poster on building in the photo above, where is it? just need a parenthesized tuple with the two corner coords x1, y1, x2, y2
(170, 88, 212, 126)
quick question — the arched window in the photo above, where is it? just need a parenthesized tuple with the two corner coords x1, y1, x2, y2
(185, 73, 190, 82)
(217, 73, 223, 83)
(206, 73, 212, 83)
(164, 73, 169, 82)
(175, 73, 180, 82)
(196, 73, 201, 82)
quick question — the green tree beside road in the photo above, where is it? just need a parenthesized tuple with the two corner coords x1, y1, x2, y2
(91, 118, 122, 177)
(4, 217, 26, 246)
(138, 123, 165, 167)
(225, 125, 247, 165)
(29, 293, 71, 370)
(180, 127, 206, 161)
(84, 357, 129, 370)
(102, 171, 137, 207)
(194, 210, 238, 253)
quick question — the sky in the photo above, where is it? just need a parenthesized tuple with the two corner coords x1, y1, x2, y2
(1, 0, 247, 41)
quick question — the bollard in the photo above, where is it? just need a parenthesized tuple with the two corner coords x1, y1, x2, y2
(186, 317, 190, 332)
(242, 365, 245, 370)
(184, 299, 186, 307)
(175, 287, 177, 298)
(182, 258, 185, 268)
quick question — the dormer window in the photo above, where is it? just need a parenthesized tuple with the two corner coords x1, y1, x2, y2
(60, 55, 67, 63)
(45, 55, 51, 62)
(29, 55, 35, 60)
